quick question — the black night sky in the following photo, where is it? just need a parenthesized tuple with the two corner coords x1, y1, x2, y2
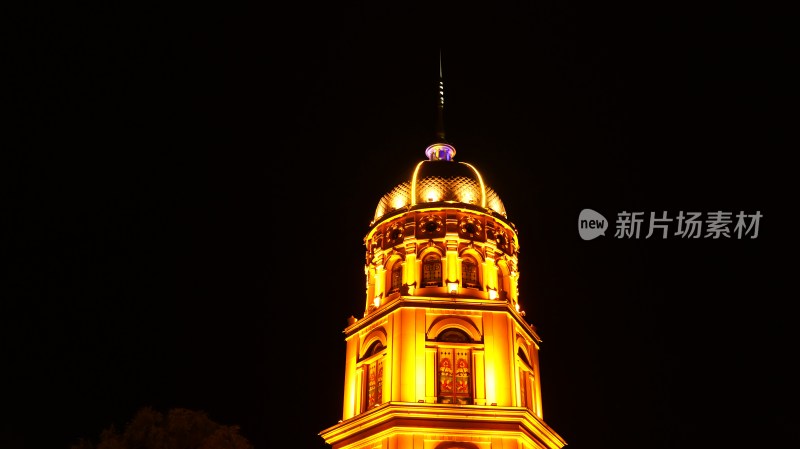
(5, 2, 795, 449)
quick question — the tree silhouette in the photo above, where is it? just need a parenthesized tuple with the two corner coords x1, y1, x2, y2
(70, 407, 253, 449)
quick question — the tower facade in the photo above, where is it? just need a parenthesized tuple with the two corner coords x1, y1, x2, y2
(320, 69, 566, 449)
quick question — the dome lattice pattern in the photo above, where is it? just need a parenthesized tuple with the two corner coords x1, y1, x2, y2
(373, 177, 506, 222)
(374, 182, 411, 221)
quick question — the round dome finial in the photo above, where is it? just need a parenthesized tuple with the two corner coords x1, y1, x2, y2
(425, 143, 456, 161)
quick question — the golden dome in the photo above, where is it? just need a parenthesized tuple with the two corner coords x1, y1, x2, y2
(372, 143, 507, 224)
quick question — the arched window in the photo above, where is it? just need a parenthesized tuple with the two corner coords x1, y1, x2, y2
(439, 329, 471, 343)
(390, 263, 402, 292)
(462, 256, 479, 289)
(497, 266, 506, 299)
(436, 329, 473, 405)
(518, 347, 535, 412)
(361, 341, 385, 413)
(422, 254, 442, 287)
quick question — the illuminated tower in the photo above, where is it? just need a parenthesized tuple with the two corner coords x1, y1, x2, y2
(320, 58, 567, 449)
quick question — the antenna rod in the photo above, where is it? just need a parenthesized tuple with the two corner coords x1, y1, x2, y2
(425, 50, 457, 161)
(436, 50, 446, 141)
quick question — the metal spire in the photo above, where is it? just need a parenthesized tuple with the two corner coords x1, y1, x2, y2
(436, 50, 446, 142)
(425, 50, 456, 161)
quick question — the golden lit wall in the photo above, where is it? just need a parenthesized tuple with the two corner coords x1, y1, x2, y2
(321, 150, 565, 449)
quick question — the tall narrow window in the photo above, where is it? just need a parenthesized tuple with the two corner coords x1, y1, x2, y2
(423, 254, 442, 287)
(518, 348, 534, 411)
(520, 367, 528, 408)
(462, 256, 479, 289)
(365, 359, 383, 410)
(437, 347, 472, 404)
(497, 267, 506, 299)
(361, 341, 385, 413)
(390, 263, 402, 292)
(519, 369, 534, 410)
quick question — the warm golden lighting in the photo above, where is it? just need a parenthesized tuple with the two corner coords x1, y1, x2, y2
(391, 194, 407, 210)
(322, 403, 566, 448)
(461, 162, 486, 208)
(447, 282, 458, 294)
(410, 161, 425, 206)
(489, 197, 503, 214)
(323, 124, 566, 449)
(423, 188, 440, 202)
(460, 189, 477, 204)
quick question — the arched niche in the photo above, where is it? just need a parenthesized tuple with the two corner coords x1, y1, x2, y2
(427, 316, 482, 342)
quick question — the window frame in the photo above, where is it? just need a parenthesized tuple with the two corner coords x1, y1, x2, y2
(461, 256, 480, 289)
(435, 328, 474, 405)
(422, 254, 443, 287)
(390, 263, 403, 293)
(359, 341, 385, 413)
(517, 347, 535, 412)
